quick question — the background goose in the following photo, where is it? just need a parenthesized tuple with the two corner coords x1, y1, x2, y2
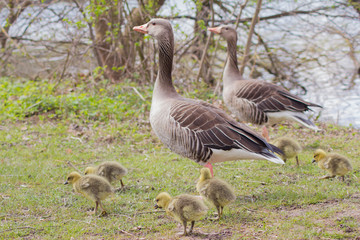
(208, 25, 322, 141)
(133, 19, 284, 176)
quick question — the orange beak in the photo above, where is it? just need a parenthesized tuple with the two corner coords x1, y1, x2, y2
(208, 26, 221, 34)
(133, 23, 148, 34)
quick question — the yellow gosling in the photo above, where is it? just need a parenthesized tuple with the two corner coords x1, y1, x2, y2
(312, 149, 353, 181)
(272, 136, 302, 166)
(196, 168, 236, 220)
(64, 171, 113, 216)
(154, 192, 207, 236)
(84, 161, 128, 190)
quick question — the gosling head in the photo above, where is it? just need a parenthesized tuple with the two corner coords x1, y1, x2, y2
(84, 167, 96, 175)
(199, 167, 212, 181)
(154, 192, 172, 209)
(64, 171, 82, 185)
(133, 18, 173, 40)
(312, 149, 327, 163)
(208, 25, 237, 41)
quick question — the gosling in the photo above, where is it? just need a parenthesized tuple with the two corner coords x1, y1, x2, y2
(272, 136, 302, 166)
(64, 171, 113, 216)
(196, 168, 236, 220)
(84, 161, 127, 190)
(155, 192, 207, 236)
(312, 149, 353, 181)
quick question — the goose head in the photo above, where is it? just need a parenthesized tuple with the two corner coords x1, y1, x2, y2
(208, 25, 237, 41)
(64, 171, 82, 185)
(154, 192, 171, 209)
(133, 18, 173, 40)
(84, 166, 96, 175)
(312, 149, 327, 163)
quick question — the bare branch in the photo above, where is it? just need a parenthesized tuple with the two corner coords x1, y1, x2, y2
(239, 0, 262, 77)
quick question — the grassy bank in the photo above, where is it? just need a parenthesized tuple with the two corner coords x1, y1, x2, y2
(1, 77, 359, 239)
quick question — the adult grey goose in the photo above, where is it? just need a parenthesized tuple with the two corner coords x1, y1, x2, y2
(133, 19, 284, 176)
(208, 25, 322, 141)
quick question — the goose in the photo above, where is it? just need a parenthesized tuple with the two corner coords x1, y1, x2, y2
(155, 192, 208, 236)
(64, 171, 113, 216)
(196, 168, 236, 220)
(133, 19, 284, 176)
(272, 136, 302, 166)
(208, 25, 322, 141)
(84, 161, 128, 190)
(312, 149, 352, 181)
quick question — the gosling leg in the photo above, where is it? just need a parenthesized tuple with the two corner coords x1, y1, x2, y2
(319, 175, 335, 180)
(120, 179, 125, 188)
(94, 201, 99, 215)
(189, 221, 195, 234)
(98, 200, 107, 216)
(296, 155, 300, 166)
(182, 220, 188, 236)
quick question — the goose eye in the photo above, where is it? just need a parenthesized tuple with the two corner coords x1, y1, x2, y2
(152, 22, 156, 26)
(225, 27, 228, 30)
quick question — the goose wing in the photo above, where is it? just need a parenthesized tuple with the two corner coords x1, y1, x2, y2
(235, 81, 321, 113)
(168, 98, 280, 163)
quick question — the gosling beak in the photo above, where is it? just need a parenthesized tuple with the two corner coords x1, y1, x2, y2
(133, 24, 148, 34)
(312, 159, 316, 163)
(64, 181, 68, 185)
(208, 26, 221, 34)
(154, 204, 160, 209)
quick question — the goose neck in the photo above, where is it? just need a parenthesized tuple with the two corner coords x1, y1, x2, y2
(224, 36, 241, 83)
(154, 35, 178, 98)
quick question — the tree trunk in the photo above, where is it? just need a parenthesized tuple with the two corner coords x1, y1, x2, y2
(93, 0, 165, 82)
(193, 0, 214, 85)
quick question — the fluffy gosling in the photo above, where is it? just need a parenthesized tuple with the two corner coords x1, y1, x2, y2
(312, 149, 353, 181)
(196, 168, 236, 220)
(64, 171, 113, 216)
(155, 192, 207, 236)
(84, 161, 128, 190)
(272, 136, 302, 166)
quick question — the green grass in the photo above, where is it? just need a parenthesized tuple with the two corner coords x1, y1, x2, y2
(1, 77, 360, 239)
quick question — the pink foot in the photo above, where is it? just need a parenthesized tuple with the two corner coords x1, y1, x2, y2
(204, 162, 214, 177)
(262, 126, 270, 142)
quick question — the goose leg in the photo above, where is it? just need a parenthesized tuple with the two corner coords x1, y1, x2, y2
(204, 162, 214, 177)
(262, 126, 270, 142)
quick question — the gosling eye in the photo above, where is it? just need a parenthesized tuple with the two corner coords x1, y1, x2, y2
(156, 199, 159, 202)
(225, 27, 228, 30)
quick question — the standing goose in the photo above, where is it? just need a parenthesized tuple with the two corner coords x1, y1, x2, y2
(208, 25, 322, 141)
(133, 19, 284, 176)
